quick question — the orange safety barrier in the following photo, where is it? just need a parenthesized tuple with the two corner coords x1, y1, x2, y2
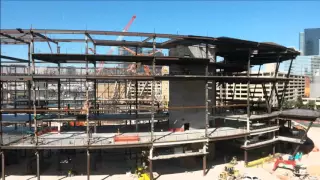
(169, 128, 184, 132)
(114, 135, 140, 142)
(69, 121, 85, 127)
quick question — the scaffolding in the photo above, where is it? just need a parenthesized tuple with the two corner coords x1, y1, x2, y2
(0, 28, 303, 180)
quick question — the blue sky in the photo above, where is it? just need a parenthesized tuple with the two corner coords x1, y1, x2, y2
(1, 1, 320, 69)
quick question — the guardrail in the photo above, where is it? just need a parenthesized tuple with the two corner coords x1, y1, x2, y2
(2, 128, 248, 147)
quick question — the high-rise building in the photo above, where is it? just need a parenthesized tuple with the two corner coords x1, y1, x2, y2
(299, 32, 305, 55)
(284, 56, 312, 77)
(303, 28, 320, 56)
(283, 55, 320, 98)
(216, 71, 306, 106)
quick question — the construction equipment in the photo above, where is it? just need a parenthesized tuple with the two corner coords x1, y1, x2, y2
(273, 120, 314, 177)
(273, 156, 308, 177)
(135, 166, 150, 180)
(219, 164, 240, 180)
(219, 157, 240, 180)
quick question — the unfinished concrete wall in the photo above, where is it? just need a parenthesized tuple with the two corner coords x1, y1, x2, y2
(169, 64, 206, 129)
(168, 45, 215, 129)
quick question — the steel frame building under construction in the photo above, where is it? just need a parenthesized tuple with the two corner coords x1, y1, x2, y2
(0, 28, 318, 180)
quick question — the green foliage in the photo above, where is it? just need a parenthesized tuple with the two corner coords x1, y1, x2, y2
(295, 96, 304, 108)
(306, 100, 316, 110)
(282, 99, 295, 109)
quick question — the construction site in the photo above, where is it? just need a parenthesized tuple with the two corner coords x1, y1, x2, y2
(1, 17, 320, 180)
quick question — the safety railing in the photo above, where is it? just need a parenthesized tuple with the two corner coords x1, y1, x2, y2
(2, 128, 249, 147)
(250, 124, 279, 131)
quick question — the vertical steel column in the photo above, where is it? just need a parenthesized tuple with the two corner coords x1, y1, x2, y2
(0, 81, 4, 146)
(149, 147, 154, 180)
(0, 82, 2, 145)
(151, 36, 156, 141)
(36, 151, 40, 180)
(273, 144, 276, 155)
(246, 51, 251, 132)
(279, 59, 293, 109)
(86, 36, 90, 180)
(57, 44, 61, 125)
(93, 44, 98, 125)
(14, 67, 17, 116)
(1, 151, 4, 180)
(135, 47, 138, 132)
(0, 45, 2, 147)
(87, 149, 90, 180)
(28, 43, 32, 130)
(244, 150, 248, 165)
(203, 154, 207, 176)
(203, 44, 209, 176)
(30, 35, 38, 145)
(212, 54, 216, 126)
(149, 159, 153, 180)
(85, 36, 90, 144)
(94, 62, 97, 114)
(205, 44, 209, 137)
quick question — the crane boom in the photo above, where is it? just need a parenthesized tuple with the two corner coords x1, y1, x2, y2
(97, 15, 137, 74)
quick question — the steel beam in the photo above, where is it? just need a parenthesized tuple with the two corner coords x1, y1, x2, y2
(85, 32, 95, 44)
(262, 83, 271, 113)
(0, 55, 29, 63)
(0, 32, 29, 44)
(268, 57, 280, 108)
(279, 59, 293, 109)
(292, 121, 314, 156)
(140, 36, 153, 44)
(32, 32, 58, 44)
(0, 29, 184, 38)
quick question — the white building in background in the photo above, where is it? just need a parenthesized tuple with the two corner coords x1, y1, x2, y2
(217, 71, 305, 107)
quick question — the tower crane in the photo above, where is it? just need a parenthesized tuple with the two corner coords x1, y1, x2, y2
(79, 15, 136, 116)
(97, 15, 136, 74)
(120, 46, 162, 75)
